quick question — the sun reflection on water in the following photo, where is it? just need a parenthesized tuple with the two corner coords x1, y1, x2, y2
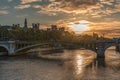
(75, 54, 84, 75)
(73, 50, 96, 79)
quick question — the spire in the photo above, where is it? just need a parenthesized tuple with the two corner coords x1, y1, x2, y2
(24, 18, 28, 31)
(24, 18, 27, 28)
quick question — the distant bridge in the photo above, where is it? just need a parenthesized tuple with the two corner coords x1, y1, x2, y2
(0, 38, 120, 58)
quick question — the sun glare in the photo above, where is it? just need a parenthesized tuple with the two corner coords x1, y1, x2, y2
(69, 20, 89, 33)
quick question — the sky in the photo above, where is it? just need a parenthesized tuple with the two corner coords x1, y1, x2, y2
(0, 0, 120, 37)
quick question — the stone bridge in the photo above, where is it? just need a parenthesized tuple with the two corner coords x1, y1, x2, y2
(0, 38, 120, 58)
(95, 38, 120, 58)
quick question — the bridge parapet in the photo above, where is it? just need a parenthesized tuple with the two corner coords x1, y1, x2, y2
(96, 38, 120, 43)
(96, 39, 115, 43)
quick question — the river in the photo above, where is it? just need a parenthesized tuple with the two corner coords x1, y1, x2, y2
(0, 47, 120, 80)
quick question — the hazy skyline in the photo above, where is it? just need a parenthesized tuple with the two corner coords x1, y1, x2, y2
(0, 0, 120, 37)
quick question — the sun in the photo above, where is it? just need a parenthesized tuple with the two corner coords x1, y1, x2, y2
(69, 20, 89, 33)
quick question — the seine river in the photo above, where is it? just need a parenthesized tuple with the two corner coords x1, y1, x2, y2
(0, 47, 120, 80)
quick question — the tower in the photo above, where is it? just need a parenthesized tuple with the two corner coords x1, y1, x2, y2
(23, 18, 28, 31)
(24, 18, 28, 29)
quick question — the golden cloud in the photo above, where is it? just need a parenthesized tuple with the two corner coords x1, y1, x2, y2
(21, 0, 42, 4)
(32, 0, 120, 18)
(0, 10, 9, 14)
(14, 4, 31, 9)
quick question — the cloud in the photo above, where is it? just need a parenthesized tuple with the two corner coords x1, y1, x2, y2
(0, 6, 8, 10)
(56, 17, 120, 37)
(14, 0, 42, 10)
(8, 0, 13, 2)
(42, 0, 99, 14)
(49, 0, 55, 2)
(32, 0, 98, 14)
(32, 5, 43, 8)
(81, 20, 120, 38)
(16, 14, 29, 18)
(14, 4, 31, 9)
(90, 2, 120, 17)
(87, 20, 120, 34)
(20, 0, 42, 4)
(32, 0, 120, 18)
(0, 10, 9, 14)
(32, 4, 59, 16)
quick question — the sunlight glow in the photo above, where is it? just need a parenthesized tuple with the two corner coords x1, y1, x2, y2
(69, 20, 89, 33)
(75, 54, 83, 75)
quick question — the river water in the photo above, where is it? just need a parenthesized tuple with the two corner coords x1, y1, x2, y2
(0, 47, 120, 80)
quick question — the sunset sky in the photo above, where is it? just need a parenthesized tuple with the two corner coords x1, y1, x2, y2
(0, 0, 120, 37)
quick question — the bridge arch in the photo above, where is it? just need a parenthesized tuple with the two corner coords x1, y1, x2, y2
(14, 43, 50, 55)
(101, 43, 116, 54)
(96, 43, 118, 58)
(104, 43, 116, 51)
(0, 45, 9, 55)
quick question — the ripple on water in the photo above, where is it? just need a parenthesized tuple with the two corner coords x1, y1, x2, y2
(0, 49, 120, 80)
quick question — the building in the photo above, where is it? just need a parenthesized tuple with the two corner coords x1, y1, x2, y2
(23, 18, 28, 31)
(51, 25, 57, 30)
(93, 32, 99, 39)
(12, 24, 20, 29)
(59, 27, 65, 31)
(46, 27, 51, 31)
(0, 25, 13, 31)
(46, 25, 65, 32)
(32, 23, 40, 31)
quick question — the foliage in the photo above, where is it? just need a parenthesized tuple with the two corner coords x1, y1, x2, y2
(0, 27, 108, 44)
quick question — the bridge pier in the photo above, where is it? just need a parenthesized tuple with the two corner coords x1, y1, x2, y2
(0, 41, 16, 55)
(8, 41, 16, 55)
(116, 46, 120, 52)
(97, 53, 105, 58)
(96, 46, 105, 58)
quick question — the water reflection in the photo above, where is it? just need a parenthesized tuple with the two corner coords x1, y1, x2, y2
(62, 49, 120, 80)
(0, 48, 120, 80)
(75, 54, 83, 75)
(39, 48, 120, 80)
(62, 50, 96, 80)
(88, 58, 105, 68)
